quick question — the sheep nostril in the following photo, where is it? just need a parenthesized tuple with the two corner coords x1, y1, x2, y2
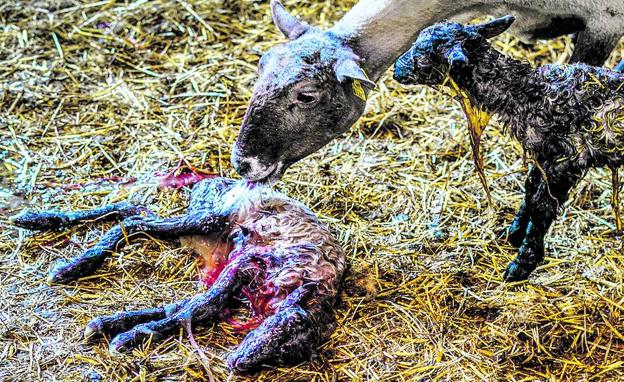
(237, 160, 252, 176)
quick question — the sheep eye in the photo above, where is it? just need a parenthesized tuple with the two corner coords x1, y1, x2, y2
(296, 92, 317, 104)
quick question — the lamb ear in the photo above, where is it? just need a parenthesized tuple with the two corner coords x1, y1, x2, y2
(471, 15, 515, 39)
(270, 0, 310, 40)
(445, 44, 469, 70)
(334, 59, 376, 89)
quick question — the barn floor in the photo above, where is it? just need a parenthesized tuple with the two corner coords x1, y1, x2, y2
(1, 1, 624, 381)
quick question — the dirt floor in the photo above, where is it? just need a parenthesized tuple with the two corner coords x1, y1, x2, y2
(1, 1, 624, 381)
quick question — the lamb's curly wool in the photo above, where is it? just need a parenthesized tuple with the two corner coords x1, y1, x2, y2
(393, 16, 624, 281)
(463, 51, 624, 165)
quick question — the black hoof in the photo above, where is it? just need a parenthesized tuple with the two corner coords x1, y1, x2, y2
(48, 260, 85, 284)
(11, 211, 70, 231)
(84, 317, 105, 341)
(502, 260, 536, 282)
(47, 259, 78, 284)
(109, 326, 156, 353)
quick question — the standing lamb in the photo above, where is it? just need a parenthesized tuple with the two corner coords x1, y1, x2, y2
(393, 16, 624, 281)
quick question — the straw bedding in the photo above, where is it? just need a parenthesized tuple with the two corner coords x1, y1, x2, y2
(1, 1, 623, 381)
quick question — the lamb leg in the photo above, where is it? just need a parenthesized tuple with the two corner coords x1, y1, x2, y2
(84, 299, 190, 341)
(11, 202, 153, 231)
(504, 160, 585, 281)
(227, 283, 329, 374)
(107, 253, 251, 353)
(49, 213, 227, 284)
(500, 166, 541, 247)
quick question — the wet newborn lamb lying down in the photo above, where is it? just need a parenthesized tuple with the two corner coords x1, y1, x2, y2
(12, 177, 345, 373)
(393, 16, 624, 281)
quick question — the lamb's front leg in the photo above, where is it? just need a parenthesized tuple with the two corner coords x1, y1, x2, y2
(503, 160, 585, 281)
(49, 214, 227, 284)
(501, 166, 541, 247)
(11, 202, 153, 231)
(84, 299, 190, 341)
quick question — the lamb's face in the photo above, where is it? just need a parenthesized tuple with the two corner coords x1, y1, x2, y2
(393, 16, 516, 86)
(394, 22, 469, 86)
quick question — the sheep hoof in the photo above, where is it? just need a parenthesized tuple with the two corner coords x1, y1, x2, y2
(502, 260, 535, 282)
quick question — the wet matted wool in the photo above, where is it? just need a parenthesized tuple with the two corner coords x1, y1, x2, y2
(1, 1, 624, 381)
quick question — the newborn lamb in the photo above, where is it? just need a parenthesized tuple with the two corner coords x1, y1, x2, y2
(12, 177, 345, 373)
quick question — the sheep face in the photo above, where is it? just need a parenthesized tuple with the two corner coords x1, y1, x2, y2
(232, 33, 370, 184)
(231, 1, 374, 184)
(393, 16, 516, 86)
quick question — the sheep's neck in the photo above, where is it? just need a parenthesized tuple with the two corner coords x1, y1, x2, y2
(330, 0, 481, 80)
(452, 47, 535, 119)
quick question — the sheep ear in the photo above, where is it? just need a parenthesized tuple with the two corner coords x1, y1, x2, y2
(270, 0, 310, 40)
(471, 15, 515, 39)
(445, 45, 469, 70)
(334, 59, 376, 89)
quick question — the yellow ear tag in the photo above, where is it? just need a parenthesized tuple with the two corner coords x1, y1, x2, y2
(352, 79, 367, 101)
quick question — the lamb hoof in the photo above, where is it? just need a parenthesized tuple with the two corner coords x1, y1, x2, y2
(84, 317, 105, 341)
(109, 325, 157, 353)
(47, 260, 76, 284)
(109, 332, 133, 354)
(47, 254, 104, 284)
(503, 260, 535, 282)
(11, 211, 69, 231)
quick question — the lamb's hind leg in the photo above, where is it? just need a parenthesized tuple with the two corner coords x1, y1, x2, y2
(48, 213, 227, 284)
(227, 283, 330, 374)
(107, 254, 249, 352)
(84, 299, 190, 341)
(503, 160, 585, 281)
(501, 166, 541, 247)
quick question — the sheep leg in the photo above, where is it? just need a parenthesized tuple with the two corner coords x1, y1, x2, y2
(107, 254, 251, 353)
(503, 160, 585, 281)
(501, 166, 541, 247)
(227, 282, 327, 374)
(48, 214, 227, 284)
(570, 28, 620, 66)
(84, 299, 190, 341)
(11, 202, 154, 231)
